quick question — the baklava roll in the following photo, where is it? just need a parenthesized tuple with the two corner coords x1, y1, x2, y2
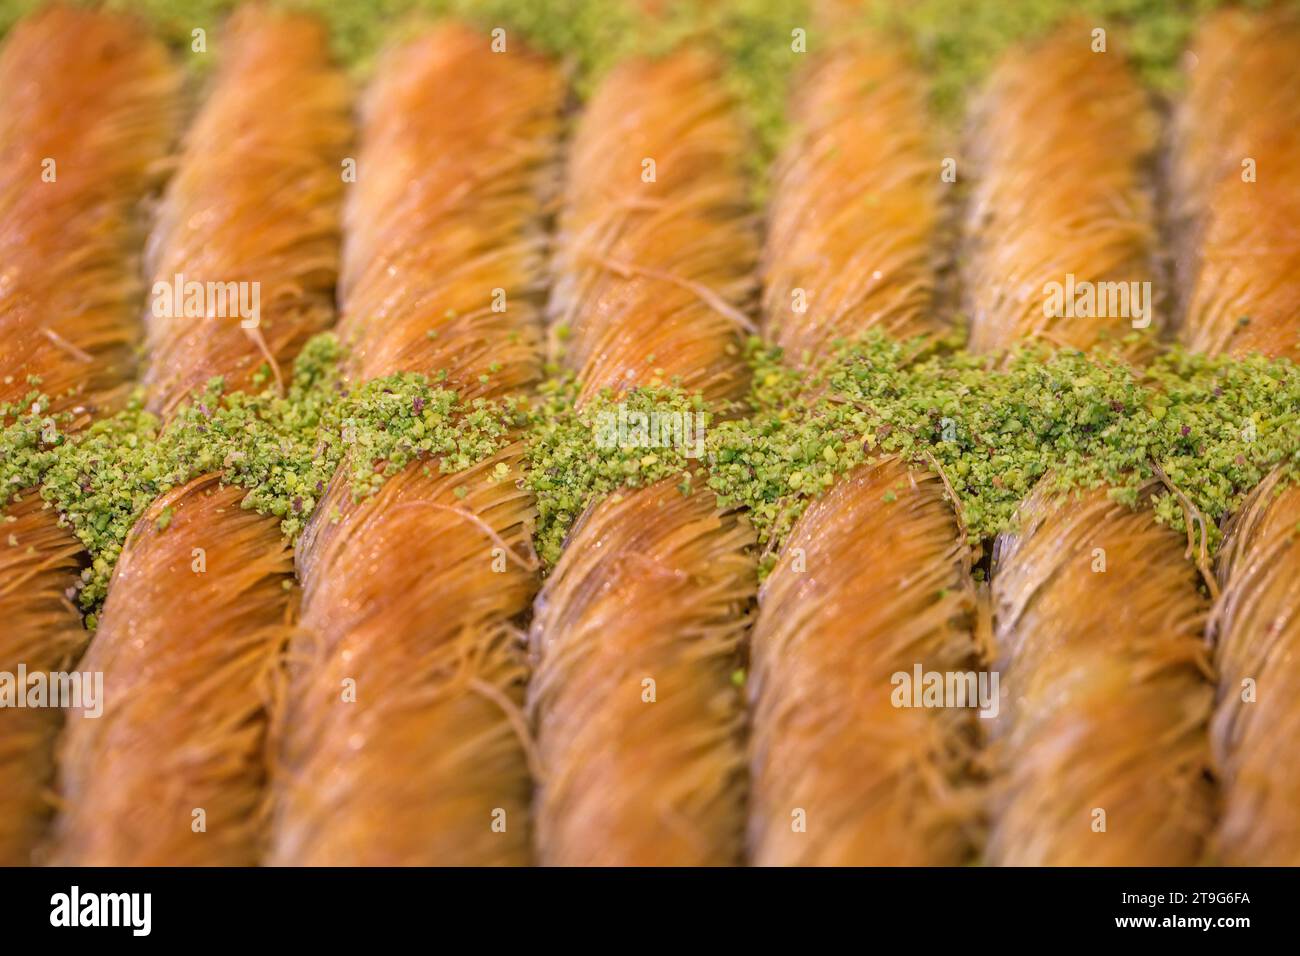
(1175, 8, 1300, 865)
(528, 49, 758, 866)
(974, 27, 1212, 865)
(52, 7, 349, 865)
(965, 26, 1161, 358)
(270, 23, 562, 866)
(749, 40, 977, 865)
(0, 6, 179, 865)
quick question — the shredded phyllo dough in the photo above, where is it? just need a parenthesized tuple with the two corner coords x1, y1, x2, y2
(964, 19, 1212, 867)
(1175, 8, 1300, 865)
(742, 25, 975, 867)
(522, 38, 759, 866)
(865, 0, 1269, 117)
(39, 0, 1244, 140)
(266, 20, 561, 867)
(0, 5, 183, 867)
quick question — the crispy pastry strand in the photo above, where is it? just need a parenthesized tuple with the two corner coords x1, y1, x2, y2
(763, 45, 945, 362)
(965, 27, 1160, 357)
(988, 485, 1212, 865)
(1176, 9, 1300, 361)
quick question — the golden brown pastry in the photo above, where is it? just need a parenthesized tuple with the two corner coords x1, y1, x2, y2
(976, 26, 1213, 866)
(1176, 9, 1300, 361)
(988, 485, 1212, 864)
(51, 7, 349, 866)
(965, 26, 1161, 357)
(1176, 9, 1300, 865)
(763, 44, 946, 363)
(0, 5, 179, 865)
(269, 23, 561, 866)
(749, 41, 977, 865)
(528, 50, 757, 866)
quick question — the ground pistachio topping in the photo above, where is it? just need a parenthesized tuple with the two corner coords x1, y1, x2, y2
(518, 332, 1300, 581)
(0, 333, 518, 624)
(866, 0, 1278, 118)
(0, 385, 62, 504)
(7, 331, 1300, 614)
(522, 376, 726, 565)
(710, 333, 1300, 576)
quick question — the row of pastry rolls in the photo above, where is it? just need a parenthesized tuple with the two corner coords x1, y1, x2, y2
(0, 5, 180, 865)
(9, 3, 1295, 869)
(748, 37, 977, 864)
(972, 27, 1214, 865)
(51, 6, 350, 865)
(1175, 6, 1300, 865)
(269, 22, 563, 865)
(527, 47, 759, 865)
